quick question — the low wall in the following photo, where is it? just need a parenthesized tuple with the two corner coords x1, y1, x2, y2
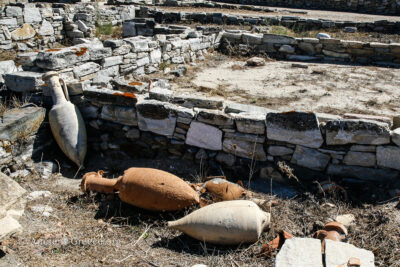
(220, 31, 400, 66)
(212, 0, 400, 15)
(149, 8, 400, 33)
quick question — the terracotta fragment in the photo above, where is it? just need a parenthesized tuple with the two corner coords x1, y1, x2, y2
(313, 221, 348, 252)
(81, 168, 200, 211)
(168, 200, 270, 245)
(193, 178, 247, 204)
(347, 257, 361, 266)
(260, 230, 293, 256)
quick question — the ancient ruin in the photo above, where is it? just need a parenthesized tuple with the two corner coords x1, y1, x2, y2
(0, 0, 399, 266)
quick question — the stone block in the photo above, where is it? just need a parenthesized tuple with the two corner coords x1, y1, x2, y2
(36, 46, 91, 70)
(376, 146, 400, 171)
(325, 119, 390, 145)
(343, 151, 376, 167)
(11, 24, 36, 41)
(263, 34, 296, 45)
(291, 145, 330, 171)
(267, 146, 294, 156)
(38, 20, 54, 36)
(222, 138, 266, 161)
(6, 6, 22, 17)
(0, 106, 45, 142)
(324, 239, 374, 267)
(4, 71, 43, 92)
(73, 62, 101, 78)
(172, 95, 223, 109)
(392, 128, 400, 146)
(0, 172, 27, 241)
(0, 60, 19, 84)
(83, 87, 137, 106)
(102, 56, 123, 68)
(101, 105, 137, 126)
(186, 121, 222, 150)
(266, 112, 323, 148)
(232, 112, 265, 135)
(215, 152, 235, 166)
(275, 238, 323, 267)
(23, 8, 42, 24)
(90, 47, 112, 61)
(196, 109, 234, 127)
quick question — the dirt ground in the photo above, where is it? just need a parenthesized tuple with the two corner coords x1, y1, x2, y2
(170, 55, 400, 118)
(159, 6, 400, 22)
(1, 154, 399, 267)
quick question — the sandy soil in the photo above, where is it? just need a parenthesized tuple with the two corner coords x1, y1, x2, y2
(171, 58, 400, 117)
(159, 6, 400, 22)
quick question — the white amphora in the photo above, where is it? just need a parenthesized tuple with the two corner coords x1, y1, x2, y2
(42, 71, 87, 168)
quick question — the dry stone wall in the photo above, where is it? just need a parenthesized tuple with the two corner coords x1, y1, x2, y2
(221, 31, 400, 66)
(212, 0, 400, 15)
(0, 2, 136, 51)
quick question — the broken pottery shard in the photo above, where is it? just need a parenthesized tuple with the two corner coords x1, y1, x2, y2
(325, 119, 390, 145)
(81, 168, 199, 211)
(186, 121, 222, 150)
(197, 178, 247, 202)
(275, 238, 323, 267)
(324, 239, 374, 267)
(266, 112, 323, 148)
(0, 172, 27, 241)
(168, 200, 270, 245)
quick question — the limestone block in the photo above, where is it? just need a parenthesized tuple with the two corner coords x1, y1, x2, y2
(267, 146, 294, 156)
(0, 18, 17, 27)
(291, 145, 330, 171)
(4, 71, 43, 92)
(391, 128, 400, 146)
(324, 239, 374, 267)
(186, 121, 222, 150)
(101, 105, 137, 126)
(325, 120, 390, 145)
(196, 109, 234, 127)
(102, 56, 123, 68)
(275, 238, 323, 267)
(38, 20, 54, 36)
(23, 7, 42, 24)
(0, 106, 45, 142)
(0, 60, 19, 84)
(343, 151, 376, 167)
(263, 34, 296, 44)
(5, 6, 22, 17)
(376, 146, 400, 171)
(232, 112, 265, 135)
(73, 62, 101, 78)
(36, 46, 91, 70)
(11, 24, 36, 41)
(266, 112, 323, 148)
(0, 172, 27, 241)
(223, 138, 266, 161)
(83, 87, 138, 106)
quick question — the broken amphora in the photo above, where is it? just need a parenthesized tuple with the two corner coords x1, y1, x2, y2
(43, 71, 87, 168)
(168, 200, 270, 245)
(81, 168, 200, 211)
(192, 178, 247, 206)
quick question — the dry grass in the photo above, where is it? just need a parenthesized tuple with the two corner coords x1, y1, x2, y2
(0, 50, 17, 61)
(4, 170, 398, 266)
